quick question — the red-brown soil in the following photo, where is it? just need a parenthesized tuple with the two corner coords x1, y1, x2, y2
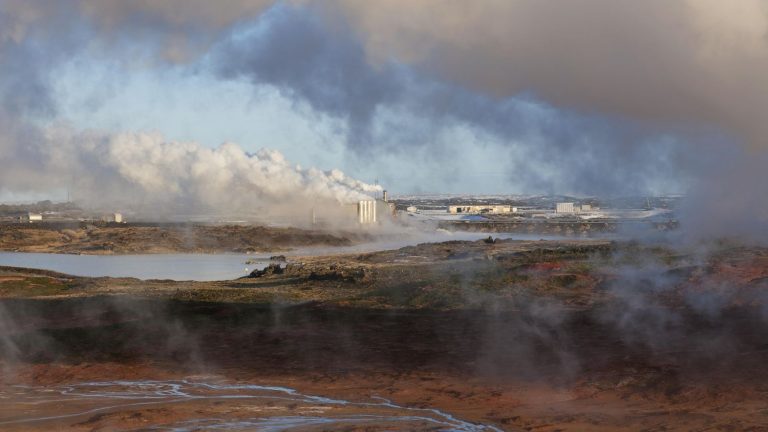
(2, 296, 768, 431)
(2, 240, 768, 430)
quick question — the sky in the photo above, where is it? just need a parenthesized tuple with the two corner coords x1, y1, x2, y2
(8, 2, 535, 198)
(1, 0, 767, 233)
(52, 61, 518, 195)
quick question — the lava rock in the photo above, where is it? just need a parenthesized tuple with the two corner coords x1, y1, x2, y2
(249, 263, 285, 278)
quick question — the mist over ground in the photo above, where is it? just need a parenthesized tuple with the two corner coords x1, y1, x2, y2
(2, 4, 768, 430)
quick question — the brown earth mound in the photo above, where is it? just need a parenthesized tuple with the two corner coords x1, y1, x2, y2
(0, 223, 369, 254)
(2, 240, 768, 430)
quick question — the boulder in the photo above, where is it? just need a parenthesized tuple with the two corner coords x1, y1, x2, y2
(249, 263, 285, 278)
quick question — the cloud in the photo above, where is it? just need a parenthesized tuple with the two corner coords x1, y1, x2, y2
(0, 1, 379, 219)
(335, 0, 768, 147)
(1, 1, 767, 235)
(210, 4, 698, 195)
(11, 127, 380, 216)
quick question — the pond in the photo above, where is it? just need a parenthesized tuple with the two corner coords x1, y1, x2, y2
(0, 231, 577, 281)
(0, 252, 262, 281)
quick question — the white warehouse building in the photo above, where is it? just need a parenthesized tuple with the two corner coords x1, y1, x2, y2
(448, 205, 511, 214)
(555, 202, 575, 214)
(21, 212, 43, 222)
(102, 213, 124, 223)
(357, 199, 377, 224)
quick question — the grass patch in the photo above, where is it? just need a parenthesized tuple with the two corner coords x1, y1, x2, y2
(359, 280, 462, 308)
(0, 276, 75, 297)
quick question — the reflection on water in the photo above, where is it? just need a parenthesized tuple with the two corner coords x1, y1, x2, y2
(147, 415, 489, 431)
(0, 379, 501, 431)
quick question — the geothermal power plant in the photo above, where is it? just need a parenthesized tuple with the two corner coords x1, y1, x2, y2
(2, 1, 768, 431)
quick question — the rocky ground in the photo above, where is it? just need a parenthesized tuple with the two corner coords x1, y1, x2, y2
(0, 222, 369, 254)
(2, 238, 768, 430)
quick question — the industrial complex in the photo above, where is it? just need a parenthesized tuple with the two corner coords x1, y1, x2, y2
(389, 194, 679, 234)
(0, 193, 677, 235)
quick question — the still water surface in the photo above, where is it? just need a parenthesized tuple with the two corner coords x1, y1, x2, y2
(0, 252, 259, 281)
(0, 379, 501, 431)
(0, 232, 576, 281)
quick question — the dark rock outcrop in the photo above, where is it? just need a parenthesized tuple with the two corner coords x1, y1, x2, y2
(249, 263, 285, 278)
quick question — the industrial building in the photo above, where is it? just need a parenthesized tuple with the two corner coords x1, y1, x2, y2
(311, 190, 395, 227)
(555, 203, 575, 214)
(20, 212, 43, 222)
(102, 213, 124, 223)
(555, 202, 596, 214)
(357, 192, 396, 225)
(448, 205, 511, 214)
(357, 199, 377, 224)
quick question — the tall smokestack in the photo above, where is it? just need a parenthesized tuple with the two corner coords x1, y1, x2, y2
(383, 190, 388, 202)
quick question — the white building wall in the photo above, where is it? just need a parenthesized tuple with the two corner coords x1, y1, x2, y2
(555, 202, 575, 213)
(448, 205, 511, 214)
(358, 200, 377, 224)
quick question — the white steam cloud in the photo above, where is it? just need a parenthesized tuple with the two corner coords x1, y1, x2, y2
(6, 127, 380, 217)
(1, 1, 767, 238)
(0, 1, 380, 220)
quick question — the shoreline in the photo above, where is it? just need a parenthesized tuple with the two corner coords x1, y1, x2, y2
(2, 238, 768, 430)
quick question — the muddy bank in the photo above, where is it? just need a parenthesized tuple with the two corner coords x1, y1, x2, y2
(3, 297, 767, 381)
(0, 239, 614, 307)
(3, 239, 768, 430)
(0, 223, 369, 254)
(3, 297, 768, 431)
(1, 377, 503, 432)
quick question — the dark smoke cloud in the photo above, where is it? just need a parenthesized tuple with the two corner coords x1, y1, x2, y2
(1, 0, 273, 63)
(336, 0, 768, 148)
(214, 5, 404, 149)
(330, 0, 768, 239)
(0, 1, 766, 237)
(211, 4, 695, 196)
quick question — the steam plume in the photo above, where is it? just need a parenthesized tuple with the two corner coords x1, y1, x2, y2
(34, 129, 380, 215)
(1, 1, 767, 236)
(0, 1, 379, 218)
